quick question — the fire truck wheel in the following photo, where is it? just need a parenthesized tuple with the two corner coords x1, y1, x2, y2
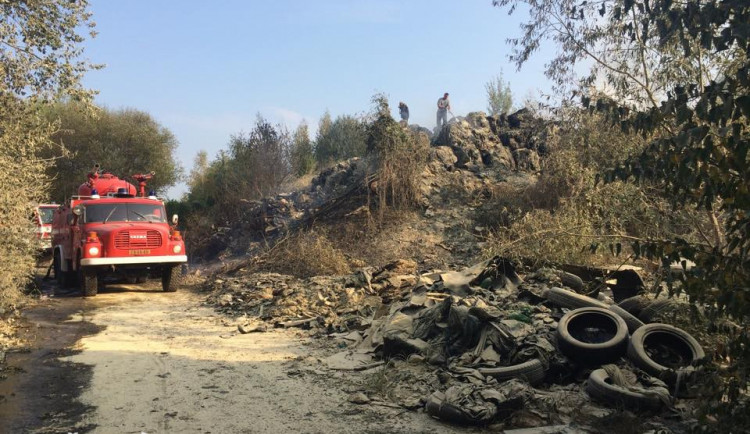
(80, 268, 98, 297)
(162, 266, 180, 292)
(54, 252, 73, 288)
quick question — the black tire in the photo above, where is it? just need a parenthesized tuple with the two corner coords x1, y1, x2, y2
(161, 266, 180, 292)
(53, 251, 73, 288)
(627, 323, 704, 379)
(478, 358, 546, 385)
(556, 307, 629, 365)
(609, 305, 645, 334)
(617, 296, 652, 317)
(559, 271, 584, 290)
(637, 299, 683, 323)
(586, 368, 663, 411)
(547, 287, 608, 310)
(53, 251, 64, 286)
(80, 267, 98, 297)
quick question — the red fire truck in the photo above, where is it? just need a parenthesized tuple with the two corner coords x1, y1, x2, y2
(51, 165, 187, 296)
(34, 204, 58, 251)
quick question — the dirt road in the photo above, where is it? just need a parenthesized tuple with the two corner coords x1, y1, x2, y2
(0, 281, 460, 434)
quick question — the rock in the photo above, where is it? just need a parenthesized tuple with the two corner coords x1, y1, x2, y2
(238, 323, 267, 334)
(432, 146, 458, 166)
(513, 148, 541, 171)
(382, 259, 418, 275)
(218, 294, 233, 306)
(348, 392, 371, 404)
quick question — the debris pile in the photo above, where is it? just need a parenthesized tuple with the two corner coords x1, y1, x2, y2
(207, 259, 420, 330)
(195, 109, 546, 263)
(208, 256, 707, 430)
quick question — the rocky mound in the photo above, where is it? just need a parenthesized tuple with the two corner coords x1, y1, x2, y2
(196, 109, 547, 265)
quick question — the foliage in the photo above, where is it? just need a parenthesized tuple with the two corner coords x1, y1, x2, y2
(228, 116, 291, 199)
(0, 0, 97, 307)
(184, 117, 292, 225)
(494, 0, 750, 424)
(40, 101, 182, 202)
(315, 112, 367, 164)
(366, 95, 429, 221)
(485, 71, 514, 115)
(1, 0, 100, 102)
(484, 109, 704, 264)
(290, 122, 316, 176)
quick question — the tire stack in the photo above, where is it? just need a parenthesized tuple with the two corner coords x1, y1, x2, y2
(546, 286, 705, 411)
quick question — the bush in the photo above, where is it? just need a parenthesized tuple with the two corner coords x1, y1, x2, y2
(0, 102, 55, 308)
(483, 108, 712, 264)
(184, 117, 292, 225)
(366, 95, 429, 221)
(315, 112, 367, 164)
(260, 229, 351, 278)
(290, 122, 315, 176)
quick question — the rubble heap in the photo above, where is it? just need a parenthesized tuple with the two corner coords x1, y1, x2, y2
(208, 257, 707, 430)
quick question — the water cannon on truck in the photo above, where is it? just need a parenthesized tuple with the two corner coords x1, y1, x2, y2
(51, 164, 186, 296)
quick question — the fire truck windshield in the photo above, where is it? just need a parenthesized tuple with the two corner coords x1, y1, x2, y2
(84, 203, 167, 223)
(38, 207, 55, 224)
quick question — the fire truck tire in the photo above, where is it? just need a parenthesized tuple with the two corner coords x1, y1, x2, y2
(162, 266, 180, 292)
(80, 269, 98, 297)
(54, 252, 74, 288)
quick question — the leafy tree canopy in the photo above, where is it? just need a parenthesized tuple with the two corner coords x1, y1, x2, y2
(495, 0, 750, 421)
(41, 101, 182, 201)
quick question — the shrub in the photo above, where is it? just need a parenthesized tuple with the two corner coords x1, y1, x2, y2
(315, 113, 367, 164)
(366, 95, 429, 221)
(483, 108, 712, 264)
(260, 229, 351, 278)
(290, 122, 315, 176)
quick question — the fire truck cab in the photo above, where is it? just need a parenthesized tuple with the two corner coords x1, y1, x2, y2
(51, 166, 186, 296)
(34, 204, 58, 251)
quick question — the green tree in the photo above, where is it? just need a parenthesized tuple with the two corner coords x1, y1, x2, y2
(0, 0, 97, 305)
(485, 71, 514, 115)
(290, 122, 315, 176)
(315, 113, 367, 164)
(228, 116, 291, 200)
(41, 101, 182, 202)
(494, 0, 750, 424)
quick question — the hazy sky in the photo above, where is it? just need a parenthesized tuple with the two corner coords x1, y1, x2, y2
(82, 0, 553, 198)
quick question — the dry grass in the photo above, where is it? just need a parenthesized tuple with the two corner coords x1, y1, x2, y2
(259, 229, 351, 278)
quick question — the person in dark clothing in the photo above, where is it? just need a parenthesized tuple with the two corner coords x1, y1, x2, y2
(398, 101, 409, 124)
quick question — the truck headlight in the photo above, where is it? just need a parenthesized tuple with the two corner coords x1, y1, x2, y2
(173, 245, 182, 254)
(88, 246, 100, 256)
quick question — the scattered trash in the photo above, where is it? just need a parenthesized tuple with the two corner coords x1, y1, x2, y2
(207, 254, 708, 430)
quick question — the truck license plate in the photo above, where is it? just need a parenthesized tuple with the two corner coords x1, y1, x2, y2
(129, 249, 151, 255)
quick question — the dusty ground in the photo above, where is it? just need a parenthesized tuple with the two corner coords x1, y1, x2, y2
(0, 276, 463, 434)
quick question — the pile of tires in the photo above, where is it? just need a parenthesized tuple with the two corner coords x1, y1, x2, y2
(547, 287, 705, 410)
(556, 307, 628, 365)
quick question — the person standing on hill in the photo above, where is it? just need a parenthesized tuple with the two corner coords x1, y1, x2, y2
(398, 102, 409, 124)
(436, 93, 450, 128)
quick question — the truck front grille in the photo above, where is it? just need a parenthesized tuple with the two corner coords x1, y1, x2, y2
(115, 230, 162, 249)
